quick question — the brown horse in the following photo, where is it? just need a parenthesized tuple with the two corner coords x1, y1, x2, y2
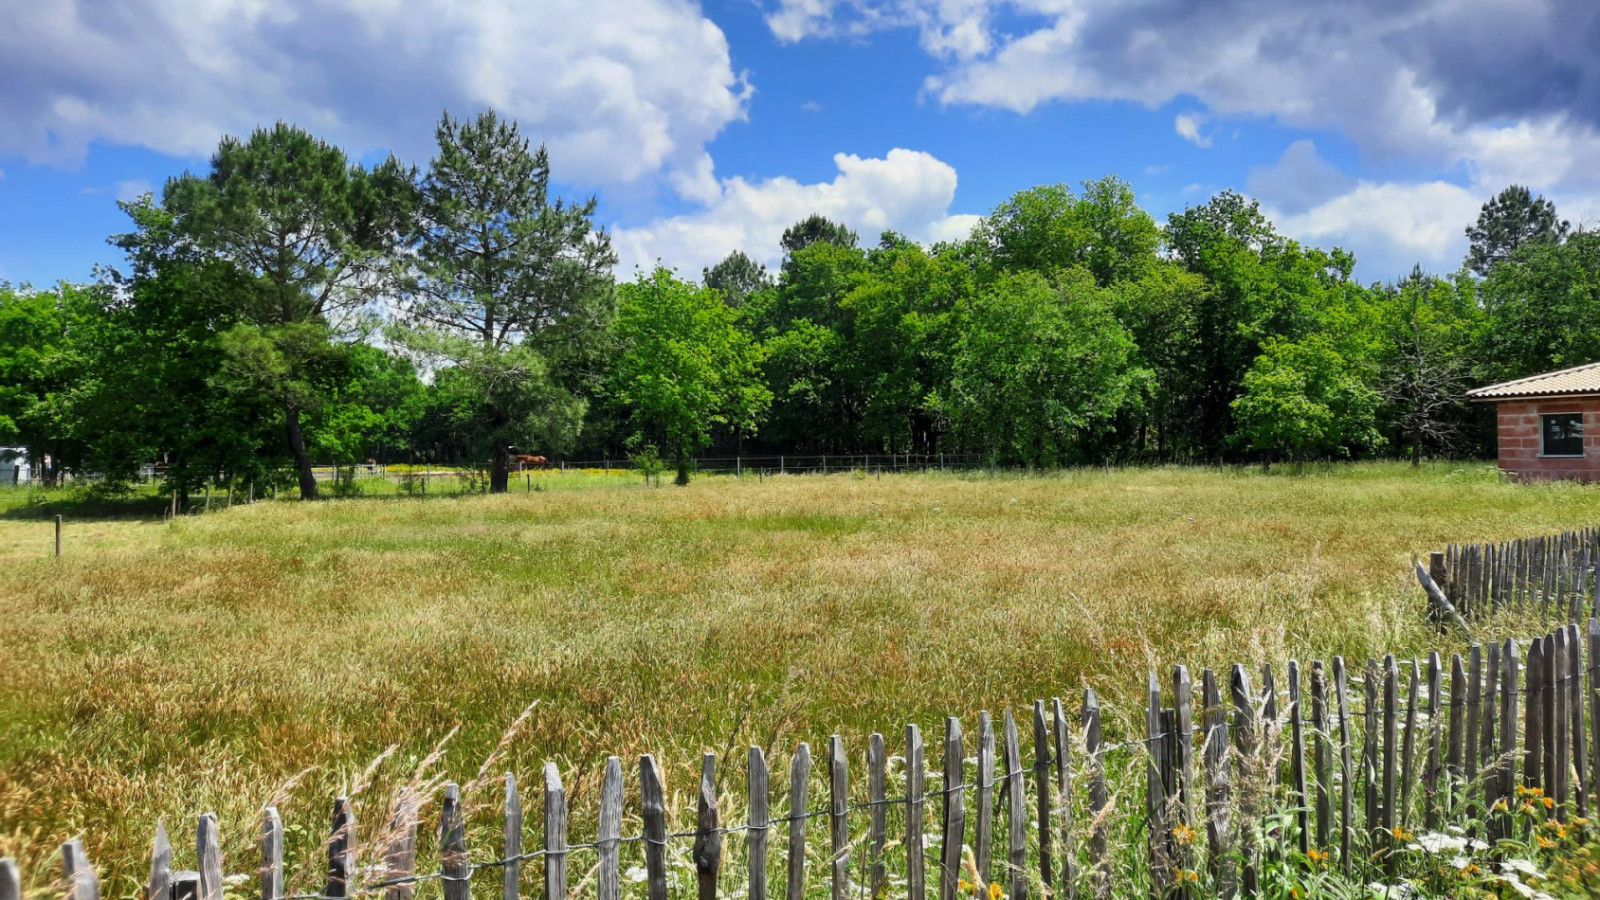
(512, 454, 548, 470)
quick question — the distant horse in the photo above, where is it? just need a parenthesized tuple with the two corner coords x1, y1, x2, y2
(512, 454, 548, 471)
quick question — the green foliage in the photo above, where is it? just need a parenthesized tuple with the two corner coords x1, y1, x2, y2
(1478, 230, 1600, 380)
(1232, 334, 1382, 462)
(611, 267, 771, 483)
(703, 250, 772, 307)
(1464, 183, 1569, 276)
(943, 269, 1144, 466)
(628, 445, 668, 486)
(399, 109, 615, 492)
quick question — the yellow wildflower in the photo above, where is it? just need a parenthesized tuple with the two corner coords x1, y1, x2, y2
(1542, 796, 1555, 809)
(1172, 824, 1198, 846)
(1460, 863, 1480, 876)
(988, 882, 1004, 900)
(958, 881, 972, 894)
(1306, 849, 1329, 865)
(1538, 835, 1558, 849)
(1391, 826, 1413, 841)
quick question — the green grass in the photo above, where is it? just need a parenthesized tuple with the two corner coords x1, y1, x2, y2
(0, 461, 1595, 896)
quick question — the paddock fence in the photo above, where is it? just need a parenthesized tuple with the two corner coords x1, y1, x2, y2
(14, 611, 1600, 900)
(1431, 528, 1600, 622)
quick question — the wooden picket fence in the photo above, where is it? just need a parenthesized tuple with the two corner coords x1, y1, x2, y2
(1436, 527, 1600, 621)
(12, 619, 1600, 900)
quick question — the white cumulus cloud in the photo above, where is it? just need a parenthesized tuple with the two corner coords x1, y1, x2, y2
(612, 148, 980, 277)
(0, 0, 749, 195)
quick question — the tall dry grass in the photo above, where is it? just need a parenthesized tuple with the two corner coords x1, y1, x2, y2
(0, 462, 1593, 896)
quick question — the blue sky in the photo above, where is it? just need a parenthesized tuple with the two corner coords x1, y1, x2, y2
(3, 0, 1598, 288)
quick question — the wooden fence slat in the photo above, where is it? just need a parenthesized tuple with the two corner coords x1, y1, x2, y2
(1083, 689, 1109, 900)
(1526, 640, 1545, 795)
(323, 797, 352, 896)
(906, 726, 926, 900)
(1311, 661, 1332, 850)
(544, 764, 567, 900)
(1201, 670, 1233, 895)
(1497, 641, 1520, 842)
(1425, 653, 1442, 830)
(786, 743, 812, 900)
(940, 719, 965, 900)
(1145, 677, 1169, 898)
(868, 736, 887, 900)
(1052, 698, 1074, 900)
(747, 749, 769, 900)
(1171, 667, 1194, 875)
(262, 808, 284, 900)
(1568, 624, 1588, 819)
(1399, 661, 1419, 831)
(1032, 702, 1054, 891)
(1361, 659, 1379, 845)
(384, 794, 418, 900)
(504, 774, 522, 900)
(642, 755, 668, 900)
(61, 839, 99, 900)
(1466, 646, 1483, 786)
(197, 814, 222, 900)
(1288, 661, 1309, 856)
(598, 761, 623, 900)
(828, 737, 848, 900)
(1447, 654, 1465, 817)
(1332, 657, 1353, 870)
(1554, 631, 1571, 817)
(1231, 664, 1258, 896)
(443, 783, 471, 900)
(694, 755, 721, 900)
(148, 823, 171, 900)
(0, 857, 19, 900)
(1381, 656, 1398, 862)
(1003, 710, 1026, 900)
(976, 711, 994, 886)
(1590, 619, 1600, 818)
(1544, 634, 1559, 803)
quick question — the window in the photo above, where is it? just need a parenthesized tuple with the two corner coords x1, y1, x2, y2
(1541, 413, 1584, 457)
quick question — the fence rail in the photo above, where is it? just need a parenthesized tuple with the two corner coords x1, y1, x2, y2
(14, 613, 1600, 900)
(1434, 527, 1600, 621)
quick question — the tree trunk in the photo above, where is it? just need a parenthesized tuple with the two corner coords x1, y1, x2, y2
(1411, 423, 1422, 467)
(490, 444, 511, 493)
(286, 406, 319, 500)
(675, 449, 690, 486)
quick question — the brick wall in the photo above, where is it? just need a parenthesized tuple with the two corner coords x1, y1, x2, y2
(1496, 398, 1600, 481)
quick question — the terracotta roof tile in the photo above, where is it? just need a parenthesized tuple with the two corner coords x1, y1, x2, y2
(1468, 361, 1600, 399)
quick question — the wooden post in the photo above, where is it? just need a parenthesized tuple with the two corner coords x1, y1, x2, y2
(503, 774, 522, 900)
(1171, 666, 1195, 870)
(1526, 640, 1545, 796)
(1425, 653, 1442, 829)
(54, 515, 61, 558)
(1201, 670, 1234, 894)
(1312, 661, 1333, 849)
(1032, 702, 1054, 891)
(694, 754, 721, 900)
(1003, 711, 1026, 900)
(442, 784, 470, 900)
(787, 743, 812, 900)
(1231, 664, 1259, 895)
(0, 858, 20, 900)
(1554, 632, 1571, 816)
(61, 839, 99, 900)
(975, 711, 995, 885)
(1289, 661, 1309, 855)
(1497, 641, 1521, 842)
(828, 737, 848, 900)
(1362, 658, 1380, 846)
(326, 799, 354, 899)
(260, 808, 284, 900)
(597, 760, 622, 900)
(197, 814, 223, 900)
(1052, 697, 1074, 900)
(148, 824, 171, 900)
(1083, 689, 1109, 900)
(747, 749, 769, 900)
(641, 755, 667, 900)
(384, 796, 417, 900)
(868, 736, 887, 900)
(1333, 657, 1353, 870)
(940, 719, 964, 900)
(1381, 657, 1399, 865)
(1400, 661, 1420, 830)
(1145, 677, 1169, 899)
(906, 726, 926, 900)
(1568, 624, 1587, 819)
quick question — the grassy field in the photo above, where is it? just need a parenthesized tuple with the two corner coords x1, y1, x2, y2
(0, 462, 1595, 896)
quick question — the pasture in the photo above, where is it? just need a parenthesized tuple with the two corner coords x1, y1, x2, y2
(0, 462, 1596, 895)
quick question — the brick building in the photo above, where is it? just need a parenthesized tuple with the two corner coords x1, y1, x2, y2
(1468, 362, 1600, 481)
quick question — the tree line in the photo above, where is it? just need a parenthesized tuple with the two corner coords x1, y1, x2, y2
(1, 111, 1593, 498)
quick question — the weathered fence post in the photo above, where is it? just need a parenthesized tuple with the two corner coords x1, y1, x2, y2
(54, 515, 62, 558)
(0, 857, 20, 900)
(503, 774, 521, 900)
(747, 749, 769, 900)
(641, 755, 667, 900)
(1032, 702, 1054, 891)
(61, 839, 99, 900)
(385, 796, 418, 900)
(828, 737, 848, 900)
(905, 727, 925, 900)
(868, 736, 887, 900)
(198, 814, 223, 900)
(940, 719, 964, 900)
(694, 754, 721, 900)
(261, 808, 283, 900)
(1083, 688, 1109, 900)
(442, 784, 470, 900)
(788, 742, 812, 900)
(1003, 711, 1026, 900)
(975, 711, 994, 885)
(1201, 670, 1233, 894)
(147, 823, 171, 900)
